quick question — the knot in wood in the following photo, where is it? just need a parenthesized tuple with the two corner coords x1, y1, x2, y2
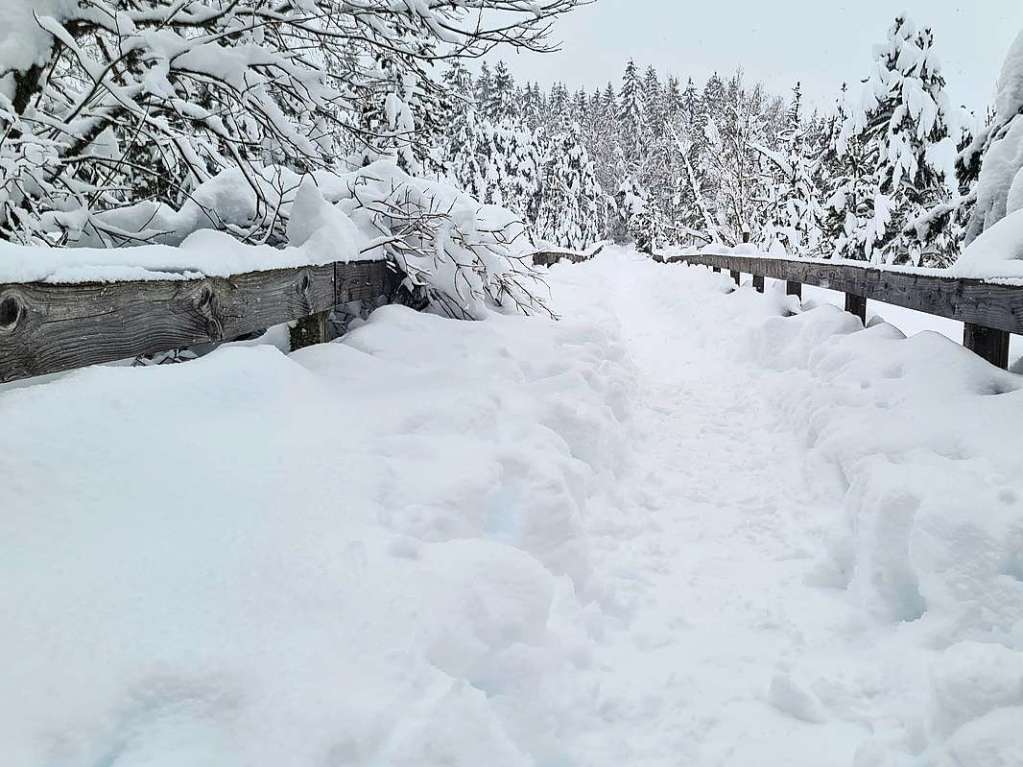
(192, 280, 224, 341)
(0, 292, 24, 333)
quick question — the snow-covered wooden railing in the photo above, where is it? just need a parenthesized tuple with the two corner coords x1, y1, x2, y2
(0, 260, 398, 385)
(531, 243, 607, 267)
(658, 251, 1022, 369)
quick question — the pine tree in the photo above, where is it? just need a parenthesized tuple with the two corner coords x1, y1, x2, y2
(592, 83, 621, 198)
(486, 61, 519, 123)
(663, 76, 684, 125)
(448, 108, 489, 201)
(670, 77, 717, 243)
(538, 122, 607, 248)
(836, 16, 962, 265)
(476, 62, 494, 117)
(643, 66, 664, 139)
(618, 60, 649, 172)
(704, 71, 774, 244)
(762, 83, 825, 256)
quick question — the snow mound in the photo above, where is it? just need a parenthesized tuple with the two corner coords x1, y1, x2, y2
(744, 294, 1023, 763)
(0, 304, 632, 766)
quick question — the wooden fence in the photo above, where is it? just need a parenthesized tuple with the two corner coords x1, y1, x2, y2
(657, 251, 1022, 370)
(0, 260, 398, 384)
(1, 244, 1019, 385)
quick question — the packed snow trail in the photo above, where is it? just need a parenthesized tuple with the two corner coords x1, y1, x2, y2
(3, 248, 1022, 766)
(543, 255, 862, 764)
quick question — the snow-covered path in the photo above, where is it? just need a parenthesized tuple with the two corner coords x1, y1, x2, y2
(543, 253, 880, 764)
(3, 249, 1022, 767)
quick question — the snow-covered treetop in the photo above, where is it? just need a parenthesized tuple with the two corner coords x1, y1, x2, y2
(839, 15, 959, 167)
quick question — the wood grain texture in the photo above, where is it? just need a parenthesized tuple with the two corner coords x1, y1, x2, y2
(666, 252, 1023, 336)
(0, 260, 396, 384)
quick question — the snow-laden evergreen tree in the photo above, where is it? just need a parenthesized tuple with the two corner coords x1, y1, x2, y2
(668, 78, 718, 243)
(836, 16, 963, 265)
(537, 123, 607, 249)
(616, 176, 656, 251)
(760, 83, 826, 256)
(593, 83, 621, 195)
(359, 31, 448, 177)
(822, 85, 880, 260)
(962, 28, 1023, 245)
(571, 90, 588, 125)
(476, 63, 495, 120)
(546, 82, 572, 131)
(452, 105, 545, 229)
(521, 83, 544, 132)
(703, 72, 774, 244)
(643, 66, 665, 141)
(619, 60, 649, 173)
(486, 61, 519, 123)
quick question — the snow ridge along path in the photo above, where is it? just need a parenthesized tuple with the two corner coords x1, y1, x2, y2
(3, 248, 1022, 766)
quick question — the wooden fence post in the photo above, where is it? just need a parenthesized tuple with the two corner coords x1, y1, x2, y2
(752, 274, 765, 293)
(786, 281, 802, 299)
(730, 270, 741, 286)
(964, 323, 1010, 369)
(290, 309, 330, 350)
(845, 294, 867, 324)
(712, 266, 721, 273)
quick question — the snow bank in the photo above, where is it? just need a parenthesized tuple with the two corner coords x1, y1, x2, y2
(0, 305, 632, 766)
(741, 288, 1023, 764)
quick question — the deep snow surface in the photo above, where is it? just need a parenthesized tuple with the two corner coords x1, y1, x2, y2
(3, 249, 1022, 766)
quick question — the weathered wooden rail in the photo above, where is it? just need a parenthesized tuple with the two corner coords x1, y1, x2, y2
(659, 251, 1022, 369)
(532, 243, 606, 267)
(3, 243, 1018, 384)
(0, 260, 398, 384)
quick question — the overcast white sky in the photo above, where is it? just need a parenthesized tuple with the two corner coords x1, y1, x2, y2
(491, 1, 1023, 114)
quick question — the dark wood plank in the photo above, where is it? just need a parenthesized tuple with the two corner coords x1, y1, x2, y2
(0, 260, 394, 384)
(845, 293, 867, 324)
(752, 274, 765, 293)
(786, 281, 802, 299)
(663, 252, 1023, 336)
(730, 270, 741, 286)
(964, 323, 1010, 369)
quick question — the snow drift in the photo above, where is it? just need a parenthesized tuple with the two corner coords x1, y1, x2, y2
(0, 304, 631, 766)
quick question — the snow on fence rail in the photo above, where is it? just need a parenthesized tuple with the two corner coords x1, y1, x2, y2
(0, 244, 594, 386)
(0, 260, 398, 384)
(658, 251, 1023, 369)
